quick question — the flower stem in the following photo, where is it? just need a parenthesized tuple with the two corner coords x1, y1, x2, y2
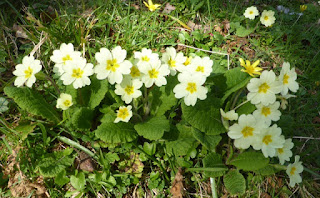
(210, 177, 218, 198)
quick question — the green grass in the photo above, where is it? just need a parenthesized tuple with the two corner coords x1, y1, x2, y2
(1, 0, 320, 197)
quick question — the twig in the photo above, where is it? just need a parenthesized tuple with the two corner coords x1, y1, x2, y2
(292, 136, 320, 140)
(177, 44, 230, 70)
(30, 32, 48, 57)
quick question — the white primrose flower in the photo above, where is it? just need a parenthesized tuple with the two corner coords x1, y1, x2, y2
(228, 114, 267, 149)
(173, 72, 208, 106)
(276, 138, 294, 165)
(247, 70, 282, 106)
(13, 55, 42, 87)
(129, 64, 143, 80)
(244, 6, 259, 20)
(253, 101, 281, 126)
(252, 124, 285, 158)
(279, 62, 299, 95)
(161, 47, 187, 75)
(56, 93, 73, 110)
(220, 109, 238, 121)
(140, 59, 170, 88)
(134, 48, 159, 71)
(94, 46, 132, 84)
(188, 56, 213, 78)
(115, 76, 143, 104)
(50, 43, 82, 75)
(260, 10, 276, 27)
(286, 156, 303, 187)
(279, 93, 296, 110)
(60, 58, 94, 89)
(114, 105, 133, 123)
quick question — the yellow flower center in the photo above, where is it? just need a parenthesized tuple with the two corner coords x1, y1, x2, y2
(196, 66, 205, 73)
(118, 108, 129, 120)
(186, 82, 197, 94)
(283, 74, 289, 84)
(264, 16, 269, 21)
(241, 126, 254, 137)
(24, 66, 33, 79)
(290, 167, 296, 175)
(258, 83, 270, 93)
(130, 66, 140, 78)
(148, 68, 159, 79)
(261, 107, 271, 117)
(124, 85, 134, 95)
(62, 54, 72, 64)
(249, 11, 253, 14)
(106, 59, 120, 72)
(262, 135, 273, 145)
(63, 100, 71, 107)
(168, 58, 176, 67)
(142, 56, 150, 62)
(72, 68, 84, 78)
(278, 148, 284, 154)
(184, 57, 192, 66)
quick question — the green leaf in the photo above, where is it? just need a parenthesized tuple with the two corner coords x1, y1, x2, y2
(202, 153, 227, 178)
(253, 164, 282, 176)
(4, 86, 60, 123)
(55, 170, 70, 186)
(87, 78, 109, 109)
(36, 148, 75, 177)
(14, 122, 36, 140)
(134, 116, 170, 140)
(166, 124, 197, 156)
(182, 97, 225, 135)
(192, 128, 222, 152)
(223, 170, 246, 195)
(95, 122, 137, 143)
(236, 102, 256, 115)
(71, 107, 94, 129)
(70, 172, 86, 190)
(150, 76, 177, 116)
(221, 67, 250, 102)
(236, 25, 255, 37)
(143, 142, 156, 156)
(230, 151, 269, 171)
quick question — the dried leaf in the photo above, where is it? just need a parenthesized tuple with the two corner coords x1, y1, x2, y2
(13, 24, 28, 39)
(163, 3, 176, 14)
(170, 168, 184, 198)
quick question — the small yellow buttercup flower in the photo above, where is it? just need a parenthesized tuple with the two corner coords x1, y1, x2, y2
(144, 0, 161, 12)
(239, 58, 263, 77)
(300, 5, 307, 12)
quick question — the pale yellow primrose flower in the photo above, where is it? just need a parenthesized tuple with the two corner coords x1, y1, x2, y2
(279, 62, 299, 95)
(239, 58, 263, 77)
(220, 109, 238, 121)
(244, 6, 259, 20)
(286, 156, 303, 187)
(60, 57, 94, 89)
(114, 105, 133, 123)
(173, 72, 208, 106)
(115, 76, 143, 104)
(247, 70, 282, 106)
(188, 56, 213, 78)
(94, 46, 132, 85)
(13, 55, 42, 88)
(144, 0, 161, 12)
(253, 101, 281, 126)
(300, 5, 307, 12)
(276, 138, 294, 165)
(56, 93, 73, 110)
(227, 114, 268, 149)
(161, 47, 187, 76)
(252, 124, 285, 158)
(50, 43, 81, 75)
(140, 59, 170, 88)
(134, 48, 159, 71)
(278, 93, 296, 110)
(260, 10, 276, 27)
